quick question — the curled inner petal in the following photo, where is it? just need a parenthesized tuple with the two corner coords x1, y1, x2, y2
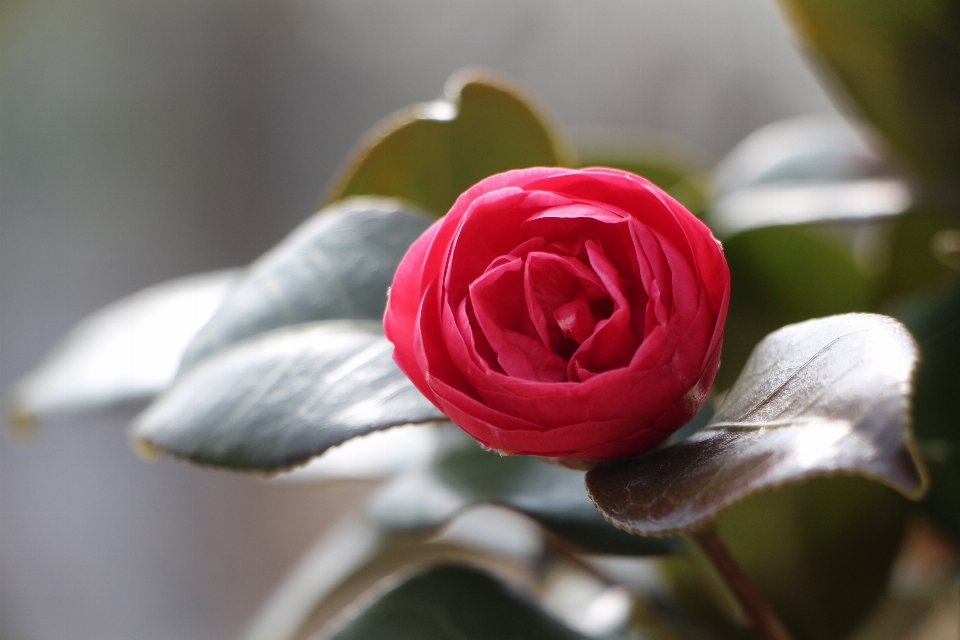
(554, 291, 597, 345)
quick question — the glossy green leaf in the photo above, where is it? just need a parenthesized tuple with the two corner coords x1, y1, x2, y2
(368, 430, 680, 556)
(132, 321, 445, 471)
(586, 313, 927, 537)
(10, 270, 238, 426)
(894, 278, 960, 539)
(180, 198, 431, 371)
(716, 225, 871, 389)
(779, 0, 960, 194)
(324, 70, 571, 217)
(323, 564, 599, 640)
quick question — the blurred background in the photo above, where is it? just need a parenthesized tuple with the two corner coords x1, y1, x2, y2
(0, 1, 841, 638)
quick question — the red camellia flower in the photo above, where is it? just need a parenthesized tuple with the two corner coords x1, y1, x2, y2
(384, 167, 730, 459)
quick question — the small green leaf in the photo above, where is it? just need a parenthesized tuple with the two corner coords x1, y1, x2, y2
(586, 313, 927, 537)
(324, 69, 571, 217)
(894, 277, 960, 539)
(716, 225, 871, 389)
(180, 198, 432, 370)
(132, 321, 445, 471)
(324, 564, 600, 640)
(368, 430, 680, 556)
(10, 270, 238, 425)
(779, 0, 960, 195)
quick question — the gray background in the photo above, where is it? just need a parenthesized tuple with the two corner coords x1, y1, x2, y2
(0, 1, 838, 638)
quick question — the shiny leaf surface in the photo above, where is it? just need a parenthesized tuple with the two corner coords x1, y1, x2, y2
(587, 313, 926, 537)
(180, 198, 431, 370)
(323, 564, 599, 640)
(132, 321, 445, 471)
(708, 116, 909, 236)
(10, 270, 238, 425)
(716, 225, 871, 389)
(324, 70, 570, 217)
(369, 431, 680, 556)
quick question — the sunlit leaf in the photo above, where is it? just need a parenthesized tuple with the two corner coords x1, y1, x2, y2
(10, 270, 238, 426)
(180, 198, 431, 370)
(324, 69, 571, 217)
(779, 0, 960, 194)
(709, 179, 909, 238)
(368, 430, 680, 556)
(894, 278, 960, 539)
(586, 313, 927, 537)
(132, 321, 445, 471)
(323, 564, 601, 640)
(716, 225, 871, 389)
(707, 116, 910, 237)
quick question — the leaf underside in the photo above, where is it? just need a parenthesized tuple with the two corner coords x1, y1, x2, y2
(587, 313, 927, 537)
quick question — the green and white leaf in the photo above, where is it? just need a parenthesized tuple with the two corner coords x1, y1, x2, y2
(707, 116, 910, 237)
(587, 313, 927, 537)
(180, 197, 432, 370)
(10, 270, 238, 426)
(132, 321, 445, 471)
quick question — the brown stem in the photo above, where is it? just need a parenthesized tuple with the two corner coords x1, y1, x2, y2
(692, 527, 795, 640)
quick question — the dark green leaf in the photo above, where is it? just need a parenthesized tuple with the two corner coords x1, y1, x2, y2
(876, 207, 960, 306)
(323, 564, 599, 640)
(661, 477, 910, 640)
(716, 225, 871, 389)
(324, 70, 571, 217)
(894, 277, 960, 539)
(368, 430, 680, 556)
(180, 198, 431, 370)
(779, 0, 960, 195)
(586, 313, 927, 537)
(10, 270, 238, 425)
(132, 321, 445, 471)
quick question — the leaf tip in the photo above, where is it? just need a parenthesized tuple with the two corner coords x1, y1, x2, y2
(130, 434, 164, 462)
(7, 398, 37, 439)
